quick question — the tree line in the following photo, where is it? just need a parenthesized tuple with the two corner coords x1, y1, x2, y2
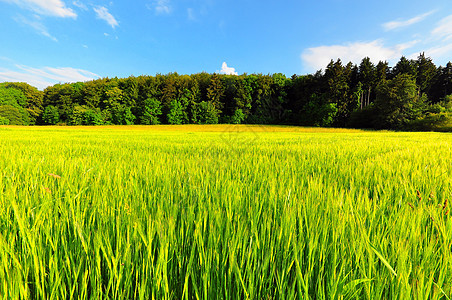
(1, 53, 452, 130)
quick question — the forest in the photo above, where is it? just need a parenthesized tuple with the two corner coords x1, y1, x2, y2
(1, 53, 452, 130)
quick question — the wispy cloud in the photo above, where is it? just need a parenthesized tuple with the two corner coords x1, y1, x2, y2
(414, 15, 452, 62)
(72, 0, 87, 10)
(218, 62, 238, 75)
(0, 63, 99, 90)
(13, 14, 58, 41)
(187, 8, 195, 21)
(93, 6, 118, 28)
(431, 14, 452, 40)
(148, 0, 171, 15)
(301, 40, 418, 72)
(422, 43, 452, 59)
(383, 11, 435, 31)
(0, 0, 77, 18)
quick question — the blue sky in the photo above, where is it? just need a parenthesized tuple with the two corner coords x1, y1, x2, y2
(1, 0, 452, 90)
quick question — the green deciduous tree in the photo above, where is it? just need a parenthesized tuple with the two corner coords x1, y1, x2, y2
(299, 93, 337, 127)
(0, 85, 31, 125)
(70, 105, 104, 125)
(231, 108, 245, 124)
(112, 105, 135, 125)
(81, 80, 103, 109)
(167, 100, 184, 124)
(140, 97, 162, 125)
(0, 105, 30, 125)
(206, 74, 224, 115)
(192, 101, 219, 124)
(374, 74, 427, 129)
(42, 105, 60, 125)
(0, 84, 27, 107)
(43, 84, 75, 123)
(1, 82, 43, 124)
(0, 116, 9, 125)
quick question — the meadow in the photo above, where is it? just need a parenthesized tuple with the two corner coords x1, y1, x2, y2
(0, 124, 451, 299)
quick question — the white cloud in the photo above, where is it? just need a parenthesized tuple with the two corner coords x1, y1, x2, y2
(219, 62, 238, 75)
(421, 43, 452, 61)
(149, 0, 171, 15)
(431, 14, 452, 40)
(72, 0, 87, 10)
(301, 40, 418, 72)
(0, 56, 15, 63)
(14, 14, 58, 41)
(383, 11, 435, 31)
(0, 0, 77, 18)
(405, 14, 452, 62)
(93, 6, 118, 28)
(0, 64, 99, 90)
(300, 12, 452, 73)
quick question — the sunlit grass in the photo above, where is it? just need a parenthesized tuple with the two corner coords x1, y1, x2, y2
(0, 125, 451, 299)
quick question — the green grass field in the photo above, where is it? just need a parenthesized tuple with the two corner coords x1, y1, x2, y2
(1, 125, 451, 299)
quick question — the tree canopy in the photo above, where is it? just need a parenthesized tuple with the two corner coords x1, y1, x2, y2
(1, 54, 452, 130)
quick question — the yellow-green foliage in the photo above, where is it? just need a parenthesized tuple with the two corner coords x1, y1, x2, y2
(0, 125, 451, 299)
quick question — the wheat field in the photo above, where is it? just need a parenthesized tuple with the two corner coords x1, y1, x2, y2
(0, 125, 451, 299)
